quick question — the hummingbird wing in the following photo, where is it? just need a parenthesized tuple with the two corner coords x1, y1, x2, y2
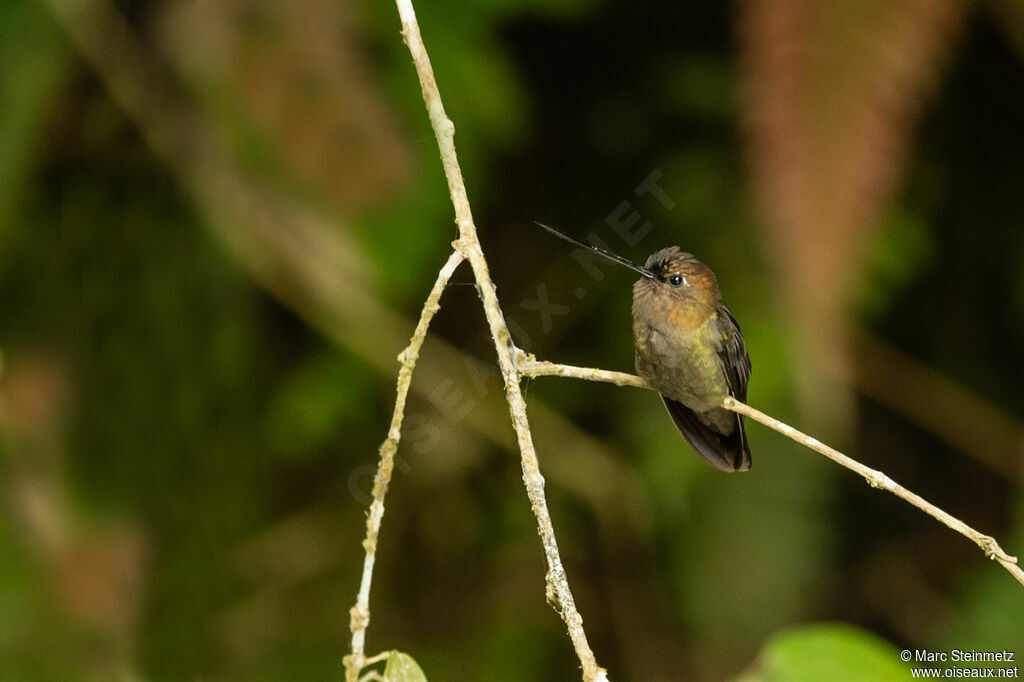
(661, 396, 748, 471)
(715, 305, 751, 469)
(718, 305, 751, 400)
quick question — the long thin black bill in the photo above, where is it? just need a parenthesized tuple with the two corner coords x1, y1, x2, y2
(534, 222, 655, 279)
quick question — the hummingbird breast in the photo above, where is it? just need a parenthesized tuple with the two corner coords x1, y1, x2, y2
(631, 296, 731, 417)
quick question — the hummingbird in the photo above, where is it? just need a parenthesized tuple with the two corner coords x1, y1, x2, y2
(536, 222, 751, 472)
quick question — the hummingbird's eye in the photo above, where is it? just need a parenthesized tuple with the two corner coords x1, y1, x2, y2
(668, 274, 683, 287)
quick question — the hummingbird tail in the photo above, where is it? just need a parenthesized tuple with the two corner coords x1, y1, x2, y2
(661, 397, 751, 472)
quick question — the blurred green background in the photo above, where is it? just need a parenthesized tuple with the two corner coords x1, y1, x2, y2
(1, 0, 1023, 680)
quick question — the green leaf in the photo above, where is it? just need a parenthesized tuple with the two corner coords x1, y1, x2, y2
(383, 650, 428, 682)
(737, 623, 910, 682)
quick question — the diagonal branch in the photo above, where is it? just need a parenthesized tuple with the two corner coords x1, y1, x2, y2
(344, 249, 464, 679)
(345, 0, 609, 680)
(722, 396, 1024, 587)
(518, 355, 1024, 589)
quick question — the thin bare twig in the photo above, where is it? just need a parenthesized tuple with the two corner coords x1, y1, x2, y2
(518, 350, 648, 389)
(345, 0, 608, 680)
(519, 356, 1024, 588)
(723, 397, 1024, 587)
(344, 250, 464, 679)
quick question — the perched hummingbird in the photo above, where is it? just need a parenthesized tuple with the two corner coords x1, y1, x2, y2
(537, 223, 751, 472)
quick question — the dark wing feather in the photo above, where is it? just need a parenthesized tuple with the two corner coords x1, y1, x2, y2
(661, 396, 746, 471)
(715, 304, 751, 470)
(718, 305, 751, 401)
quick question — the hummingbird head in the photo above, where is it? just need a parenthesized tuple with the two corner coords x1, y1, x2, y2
(635, 246, 720, 306)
